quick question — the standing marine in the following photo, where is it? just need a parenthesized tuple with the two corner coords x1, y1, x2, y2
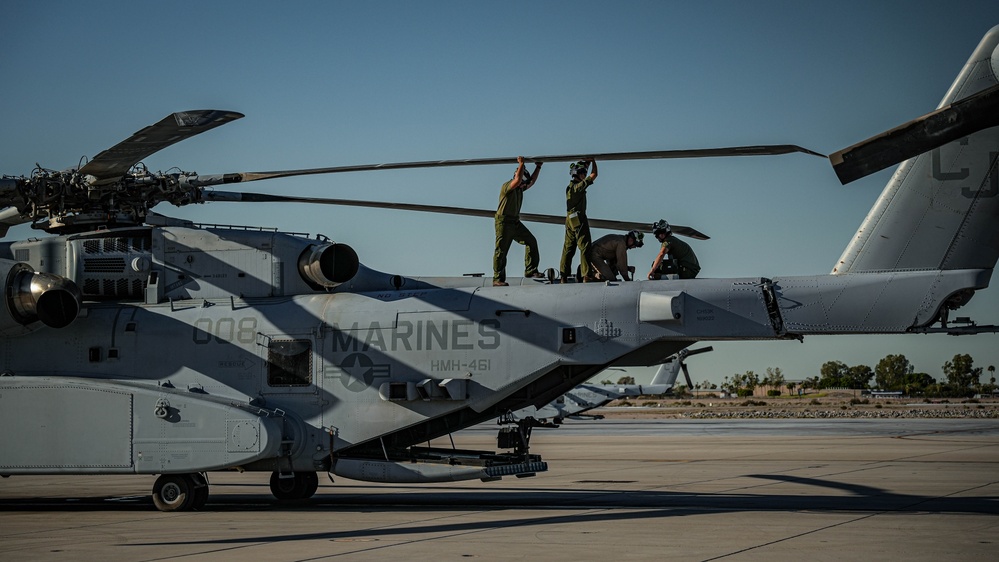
(493, 156, 544, 286)
(560, 159, 598, 282)
(648, 219, 700, 280)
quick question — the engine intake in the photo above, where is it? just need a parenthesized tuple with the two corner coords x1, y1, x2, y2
(298, 243, 359, 289)
(1, 259, 82, 331)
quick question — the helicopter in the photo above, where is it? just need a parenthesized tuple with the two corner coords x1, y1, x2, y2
(1, 26, 998, 512)
(507, 346, 713, 426)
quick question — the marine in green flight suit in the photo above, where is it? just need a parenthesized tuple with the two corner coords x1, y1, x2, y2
(560, 159, 598, 282)
(493, 156, 544, 286)
(648, 219, 700, 280)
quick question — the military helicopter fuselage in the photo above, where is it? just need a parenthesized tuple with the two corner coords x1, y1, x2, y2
(0, 217, 987, 483)
(1, 222, 764, 473)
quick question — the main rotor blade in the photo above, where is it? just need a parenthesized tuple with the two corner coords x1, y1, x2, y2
(78, 110, 244, 181)
(197, 145, 824, 186)
(203, 191, 710, 240)
(0, 178, 20, 210)
(0, 206, 28, 238)
(830, 83, 999, 184)
(557, 216, 708, 241)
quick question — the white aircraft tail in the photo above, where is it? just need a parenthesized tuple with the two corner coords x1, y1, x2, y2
(649, 360, 680, 388)
(834, 25, 999, 275)
(650, 346, 713, 388)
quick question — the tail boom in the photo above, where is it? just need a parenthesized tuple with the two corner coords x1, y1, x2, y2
(776, 268, 992, 334)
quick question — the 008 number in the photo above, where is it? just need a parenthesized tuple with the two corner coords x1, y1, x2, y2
(193, 317, 258, 344)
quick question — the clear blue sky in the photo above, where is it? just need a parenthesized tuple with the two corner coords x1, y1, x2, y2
(3, 1, 998, 385)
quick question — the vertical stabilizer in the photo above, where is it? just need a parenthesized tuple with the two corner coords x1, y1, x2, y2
(834, 26, 999, 274)
(650, 358, 680, 387)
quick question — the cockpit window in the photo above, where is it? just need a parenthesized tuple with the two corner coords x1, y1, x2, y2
(267, 339, 312, 386)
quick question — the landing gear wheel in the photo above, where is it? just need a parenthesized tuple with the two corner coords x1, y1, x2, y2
(269, 471, 318, 501)
(152, 474, 196, 512)
(190, 473, 210, 510)
(301, 471, 319, 499)
(191, 484, 209, 510)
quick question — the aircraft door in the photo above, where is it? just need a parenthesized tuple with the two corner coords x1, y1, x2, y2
(254, 332, 327, 467)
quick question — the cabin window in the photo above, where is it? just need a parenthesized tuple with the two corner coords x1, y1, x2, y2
(267, 339, 312, 386)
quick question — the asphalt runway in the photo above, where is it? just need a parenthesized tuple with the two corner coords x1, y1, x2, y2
(2, 418, 997, 561)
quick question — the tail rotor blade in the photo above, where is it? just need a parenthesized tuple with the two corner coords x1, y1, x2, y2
(685, 346, 714, 357)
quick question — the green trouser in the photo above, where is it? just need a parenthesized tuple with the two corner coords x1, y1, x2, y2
(560, 215, 592, 280)
(653, 259, 699, 279)
(678, 265, 699, 279)
(493, 218, 540, 282)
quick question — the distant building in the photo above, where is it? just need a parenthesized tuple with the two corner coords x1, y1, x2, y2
(864, 390, 903, 398)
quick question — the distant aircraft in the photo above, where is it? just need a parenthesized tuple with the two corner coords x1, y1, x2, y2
(507, 347, 713, 425)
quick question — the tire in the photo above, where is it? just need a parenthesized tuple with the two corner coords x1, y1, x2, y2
(191, 485, 209, 510)
(190, 474, 210, 510)
(152, 474, 196, 512)
(270, 471, 305, 500)
(269, 471, 318, 500)
(301, 471, 319, 499)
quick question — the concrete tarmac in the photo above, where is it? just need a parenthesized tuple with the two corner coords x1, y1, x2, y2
(1, 418, 997, 561)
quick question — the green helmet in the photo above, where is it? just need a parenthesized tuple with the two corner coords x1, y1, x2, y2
(652, 219, 671, 236)
(569, 161, 588, 177)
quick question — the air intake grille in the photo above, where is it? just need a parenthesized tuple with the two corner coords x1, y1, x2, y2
(83, 257, 127, 273)
(101, 278, 134, 297)
(73, 234, 152, 300)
